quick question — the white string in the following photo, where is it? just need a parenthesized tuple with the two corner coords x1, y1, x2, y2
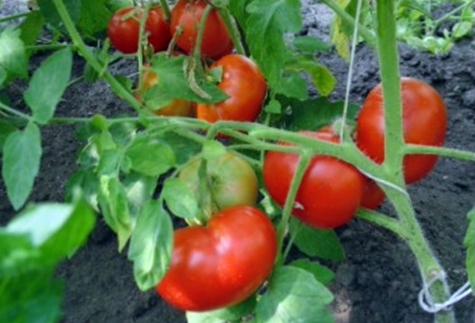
(418, 270, 473, 313)
(339, 0, 364, 140)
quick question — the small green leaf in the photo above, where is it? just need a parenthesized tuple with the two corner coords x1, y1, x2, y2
(289, 259, 335, 286)
(128, 200, 173, 291)
(98, 176, 133, 251)
(293, 36, 332, 53)
(278, 72, 308, 100)
(265, 99, 282, 114)
(2, 122, 42, 210)
(19, 10, 45, 48)
(452, 21, 473, 39)
(256, 266, 334, 323)
(77, 0, 112, 39)
(186, 297, 256, 323)
(202, 140, 226, 162)
(105, 0, 134, 12)
(125, 135, 176, 177)
(24, 48, 73, 124)
(0, 119, 17, 150)
(464, 209, 475, 295)
(162, 178, 199, 220)
(0, 27, 28, 78)
(160, 132, 202, 165)
(123, 172, 158, 220)
(37, 0, 81, 29)
(289, 218, 345, 261)
(0, 66, 6, 87)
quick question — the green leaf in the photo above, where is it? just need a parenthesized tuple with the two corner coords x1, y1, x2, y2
(128, 200, 173, 291)
(19, 10, 45, 48)
(202, 140, 226, 162)
(186, 297, 256, 323)
(452, 21, 473, 39)
(0, 27, 28, 79)
(0, 270, 63, 323)
(289, 218, 345, 261)
(283, 97, 358, 132)
(0, 119, 17, 150)
(105, 0, 134, 12)
(98, 176, 133, 251)
(245, 0, 302, 89)
(78, 0, 113, 39)
(145, 54, 228, 109)
(0, 66, 6, 87)
(37, 0, 81, 29)
(293, 36, 332, 53)
(256, 266, 334, 323)
(464, 209, 475, 295)
(265, 99, 282, 114)
(125, 134, 176, 177)
(6, 198, 95, 265)
(289, 259, 335, 286)
(278, 72, 308, 100)
(162, 178, 199, 220)
(160, 132, 202, 165)
(2, 122, 42, 210)
(122, 172, 158, 220)
(24, 48, 73, 124)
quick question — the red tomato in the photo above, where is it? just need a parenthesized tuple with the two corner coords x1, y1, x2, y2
(360, 179, 385, 210)
(136, 66, 194, 117)
(196, 54, 267, 123)
(170, 0, 232, 59)
(263, 131, 365, 229)
(156, 206, 277, 312)
(178, 152, 258, 220)
(108, 6, 171, 54)
(356, 77, 447, 184)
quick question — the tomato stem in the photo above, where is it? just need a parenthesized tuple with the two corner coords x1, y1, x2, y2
(193, 3, 214, 60)
(404, 144, 475, 162)
(51, 0, 141, 111)
(218, 6, 246, 55)
(158, 0, 171, 21)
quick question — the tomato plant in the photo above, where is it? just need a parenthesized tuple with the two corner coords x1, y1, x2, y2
(178, 151, 258, 221)
(136, 66, 194, 117)
(263, 131, 365, 229)
(108, 6, 171, 54)
(197, 54, 267, 123)
(156, 206, 277, 312)
(170, 0, 232, 59)
(356, 77, 447, 184)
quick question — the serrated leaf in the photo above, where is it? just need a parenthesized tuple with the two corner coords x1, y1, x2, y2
(125, 134, 176, 177)
(24, 48, 72, 124)
(19, 10, 45, 48)
(289, 218, 345, 261)
(2, 122, 42, 210)
(98, 176, 133, 251)
(283, 97, 358, 132)
(145, 54, 228, 109)
(256, 266, 334, 323)
(159, 132, 202, 164)
(464, 209, 475, 295)
(0, 27, 28, 79)
(128, 200, 173, 291)
(162, 178, 199, 220)
(77, 0, 112, 39)
(289, 259, 335, 286)
(245, 0, 302, 89)
(37, 0, 81, 30)
(293, 36, 332, 53)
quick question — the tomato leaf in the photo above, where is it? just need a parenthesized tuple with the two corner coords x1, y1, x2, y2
(125, 134, 176, 177)
(24, 48, 73, 124)
(128, 200, 173, 291)
(37, 0, 81, 30)
(77, 0, 113, 39)
(19, 10, 45, 49)
(245, 0, 302, 90)
(282, 97, 358, 131)
(159, 132, 202, 165)
(122, 172, 158, 220)
(186, 297, 256, 323)
(293, 36, 332, 53)
(162, 178, 199, 220)
(256, 266, 334, 323)
(289, 259, 335, 286)
(289, 218, 345, 261)
(0, 119, 17, 150)
(145, 54, 228, 109)
(98, 176, 133, 251)
(464, 208, 475, 295)
(0, 27, 28, 79)
(2, 122, 42, 210)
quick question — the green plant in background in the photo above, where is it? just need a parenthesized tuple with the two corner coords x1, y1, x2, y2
(0, 0, 474, 323)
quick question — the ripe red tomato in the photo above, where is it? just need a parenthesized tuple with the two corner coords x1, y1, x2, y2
(156, 206, 277, 311)
(356, 77, 447, 184)
(360, 179, 385, 210)
(136, 66, 194, 117)
(170, 0, 232, 59)
(196, 54, 267, 123)
(178, 151, 258, 220)
(108, 6, 171, 54)
(263, 131, 365, 229)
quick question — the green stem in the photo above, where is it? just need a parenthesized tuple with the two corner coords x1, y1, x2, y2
(356, 209, 407, 239)
(193, 4, 214, 60)
(25, 44, 73, 52)
(0, 102, 32, 122)
(0, 11, 31, 23)
(51, 0, 141, 111)
(433, 0, 475, 29)
(159, 0, 171, 21)
(405, 144, 475, 162)
(218, 7, 246, 55)
(319, 0, 376, 48)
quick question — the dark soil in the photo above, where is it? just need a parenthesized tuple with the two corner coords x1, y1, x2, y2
(1, 2, 474, 323)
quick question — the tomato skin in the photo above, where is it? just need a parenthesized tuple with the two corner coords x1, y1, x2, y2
(356, 77, 447, 184)
(197, 54, 267, 123)
(156, 206, 277, 312)
(263, 131, 365, 229)
(178, 152, 258, 219)
(137, 67, 194, 117)
(108, 6, 171, 54)
(360, 179, 385, 210)
(170, 0, 232, 59)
